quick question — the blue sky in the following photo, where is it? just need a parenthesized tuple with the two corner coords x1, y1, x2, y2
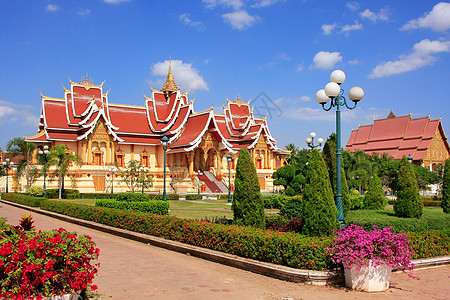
(1, 0, 449, 151)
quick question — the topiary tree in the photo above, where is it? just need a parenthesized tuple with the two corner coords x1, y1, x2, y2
(394, 156, 423, 218)
(341, 167, 351, 214)
(232, 148, 265, 228)
(280, 197, 302, 219)
(301, 149, 340, 236)
(363, 174, 386, 210)
(322, 133, 337, 194)
(442, 159, 450, 213)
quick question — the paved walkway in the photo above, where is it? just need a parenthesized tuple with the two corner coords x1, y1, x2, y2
(1, 202, 449, 300)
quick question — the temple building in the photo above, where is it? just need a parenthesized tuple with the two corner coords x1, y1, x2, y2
(345, 111, 450, 170)
(24, 63, 288, 193)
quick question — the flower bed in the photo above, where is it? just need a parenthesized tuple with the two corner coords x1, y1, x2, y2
(0, 227, 99, 299)
(95, 199, 169, 215)
(40, 200, 333, 270)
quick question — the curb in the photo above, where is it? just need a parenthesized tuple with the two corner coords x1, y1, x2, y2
(2, 199, 449, 285)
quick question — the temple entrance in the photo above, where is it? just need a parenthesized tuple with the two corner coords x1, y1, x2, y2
(205, 148, 217, 171)
(194, 148, 205, 171)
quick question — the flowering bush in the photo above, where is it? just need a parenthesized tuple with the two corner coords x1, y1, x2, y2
(326, 224, 414, 272)
(0, 227, 100, 299)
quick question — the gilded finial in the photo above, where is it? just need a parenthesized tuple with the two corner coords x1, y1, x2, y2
(39, 89, 43, 98)
(161, 59, 178, 93)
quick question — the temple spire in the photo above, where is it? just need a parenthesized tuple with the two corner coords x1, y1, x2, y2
(161, 60, 178, 94)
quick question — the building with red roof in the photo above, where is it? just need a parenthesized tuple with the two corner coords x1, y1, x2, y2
(25, 63, 288, 193)
(345, 111, 450, 170)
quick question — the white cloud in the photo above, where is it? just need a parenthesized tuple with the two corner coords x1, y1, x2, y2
(46, 4, 59, 12)
(103, 0, 130, 4)
(296, 64, 303, 72)
(401, 2, 450, 32)
(322, 23, 336, 35)
(0, 100, 39, 126)
(341, 21, 363, 33)
(151, 60, 209, 91)
(346, 2, 360, 12)
(222, 10, 259, 30)
(311, 51, 343, 70)
(179, 13, 205, 30)
(277, 52, 290, 61)
(252, 0, 283, 8)
(369, 39, 450, 78)
(360, 8, 389, 22)
(300, 95, 311, 102)
(348, 59, 359, 65)
(77, 9, 91, 16)
(202, 0, 244, 10)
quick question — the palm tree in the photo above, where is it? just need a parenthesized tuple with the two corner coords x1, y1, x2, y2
(6, 138, 38, 191)
(47, 145, 82, 199)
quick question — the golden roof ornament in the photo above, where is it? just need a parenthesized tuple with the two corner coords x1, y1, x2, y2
(161, 60, 179, 94)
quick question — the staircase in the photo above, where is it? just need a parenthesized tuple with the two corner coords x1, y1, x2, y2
(197, 171, 228, 194)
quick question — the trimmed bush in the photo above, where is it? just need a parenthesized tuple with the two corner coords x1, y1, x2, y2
(95, 199, 169, 215)
(442, 159, 450, 213)
(349, 195, 364, 210)
(25, 186, 44, 197)
(262, 194, 293, 209)
(45, 189, 80, 199)
(301, 149, 340, 236)
(395, 156, 423, 218)
(364, 174, 386, 210)
(80, 193, 116, 199)
(408, 229, 450, 258)
(280, 197, 302, 220)
(1, 193, 46, 207)
(232, 148, 265, 228)
(115, 192, 152, 202)
(185, 194, 202, 200)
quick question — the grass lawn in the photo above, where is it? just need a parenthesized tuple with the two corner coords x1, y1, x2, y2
(52, 197, 277, 220)
(346, 207, 450, 232)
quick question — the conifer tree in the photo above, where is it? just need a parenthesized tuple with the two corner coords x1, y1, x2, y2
(302, 149, 340, 236)
(342, 167, 351, 214)
(394, 156, 423, 218)
(322, 133, 337, 194)
(232, 148, 265, 228)
(442, 159, 450, 213)
(364, 174, 386, 209)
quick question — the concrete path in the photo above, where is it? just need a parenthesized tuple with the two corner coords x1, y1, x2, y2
(1, 202, 449, 300)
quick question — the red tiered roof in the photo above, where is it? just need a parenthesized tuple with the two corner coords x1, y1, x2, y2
(26, 71, 288, 156)
(346, 114, 449, 161)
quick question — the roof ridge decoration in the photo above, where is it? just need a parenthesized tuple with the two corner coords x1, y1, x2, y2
(161, 60, 179, 94)
(68, 74, 104, 91)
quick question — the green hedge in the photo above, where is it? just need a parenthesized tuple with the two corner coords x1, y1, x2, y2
(262, 194, 298, 209)
(45, 189, 80, 199)
(80, 193, 116, 199)
(185, 194, 202, 200)
(346, 208, 450, 232)
(1, 193, 46, 207)
(39, 200, 333, 270)
(115, 193, 152, 202)
(95, 199, 169, 215)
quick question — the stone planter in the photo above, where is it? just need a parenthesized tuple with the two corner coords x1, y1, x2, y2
(344, 262, 392, 292)
(42, 291, 81, 300)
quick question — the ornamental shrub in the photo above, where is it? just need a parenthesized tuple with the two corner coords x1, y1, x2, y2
(185, 194, 202, 200)
(115, 192, 152, 202)
(284, 186, 296, 196)
(280, 197, 302, 220)
(232, 148, 265, 228)
(395, 156, 423, 218)
(364, 174, 386, 210)
(1, 193, 46, 207)
(45, 188, 80, 199)
(26, 186, 44, 197)
(442, 159, 450, 213)
(0, 227, 99, 299)
(301, 149, 340, 236)
(95, 199, 169, 215)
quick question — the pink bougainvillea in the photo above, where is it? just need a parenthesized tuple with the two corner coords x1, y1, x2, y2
(326, 224, 415, 274)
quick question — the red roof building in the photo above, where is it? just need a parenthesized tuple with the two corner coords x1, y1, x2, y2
(25, 63, 288, 193)
(346, 112, 450, 170)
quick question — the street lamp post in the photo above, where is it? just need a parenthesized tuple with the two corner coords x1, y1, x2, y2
(227, 154, 232, 205)
(109, 167, 116, 194)
(315, 70, 364, 227)
(2, 158, 14, 193)
(161, 135, 169, 201)
(38, 146, 50, 196)
(306, 132, 324, 149)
